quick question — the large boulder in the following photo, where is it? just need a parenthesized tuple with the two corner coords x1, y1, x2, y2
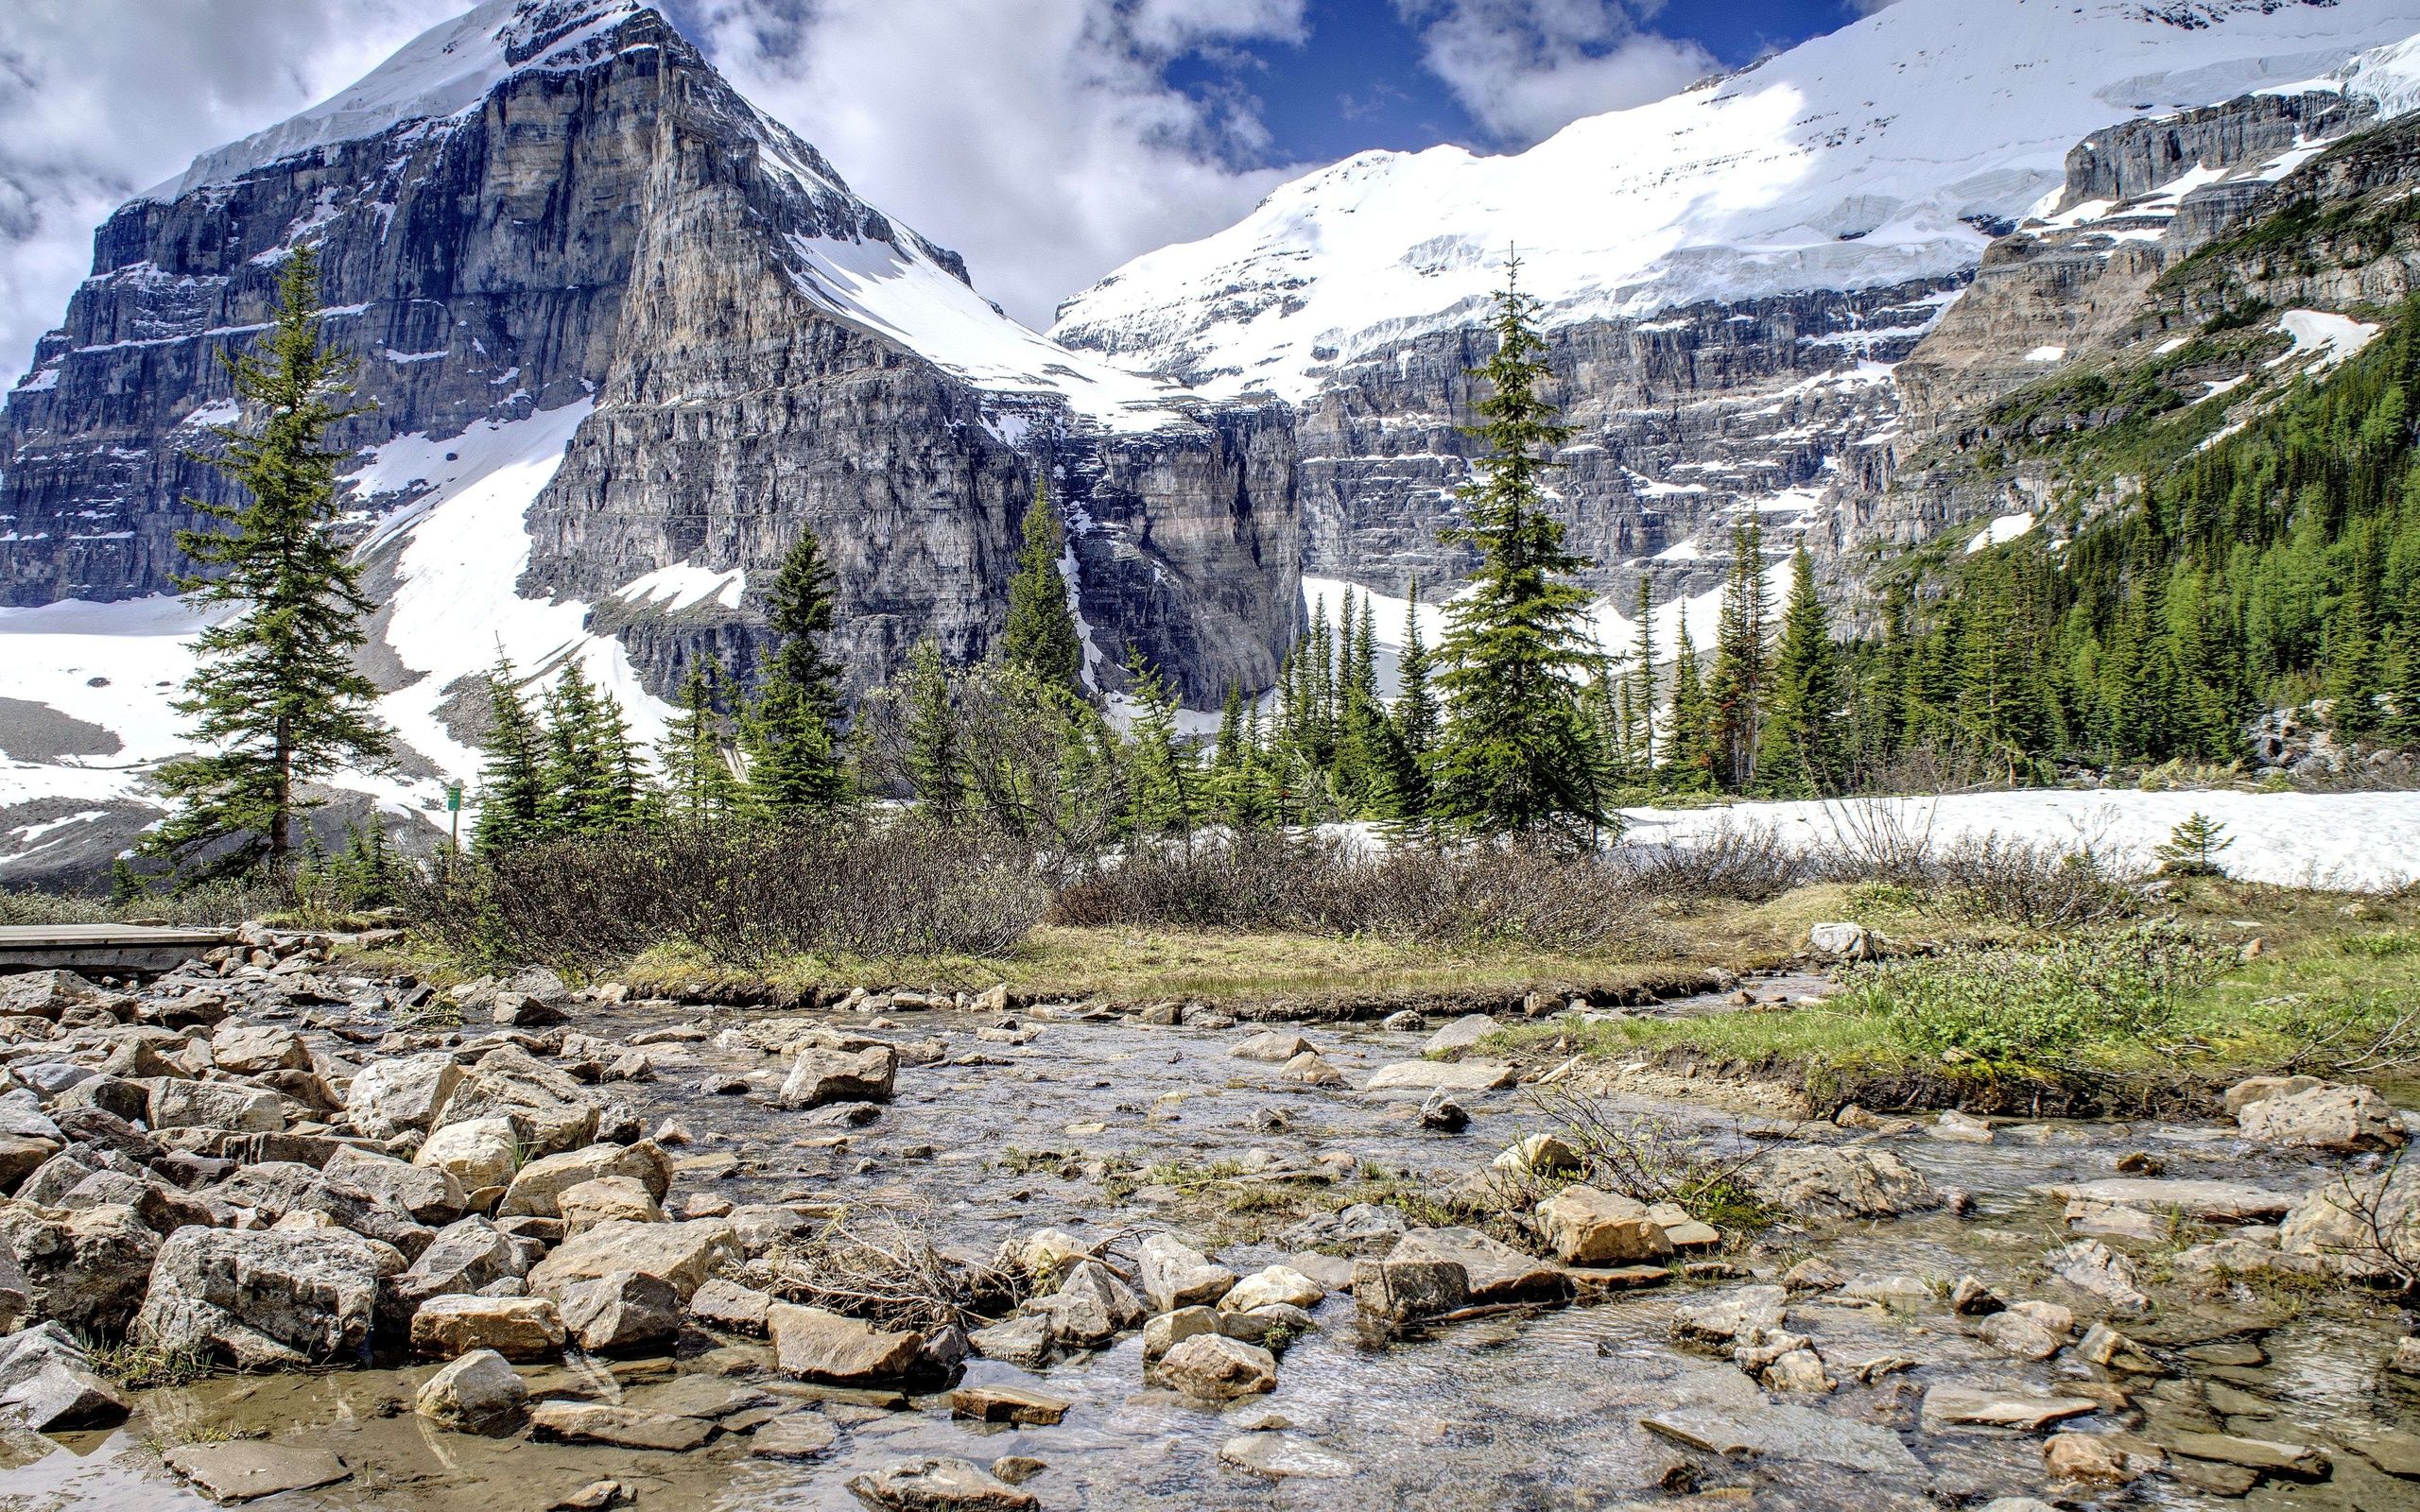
(209, 1025, 311, 1075)
(558, 1270, 680, 1353)
(559, 1177, 664, 1233)
(769, 1303, 924, 1383)
(2280, 1162, 2420, 1282)
(0, 1199, 158, 1334)
(412, 1118, 520, 1196)
(134, 1228, 391, 1367)
(777, 1045, 898, 1108)
(147, 1079, 285, 1134)
(1156, 1334, 1276, 1399)
(1536, 1185, 1675, 1265)
(389, 1217, 528, 1314)
(434, 1047, 597, 1158)
(1136, 1233, 1236, 1312)
(409, 1295, 564, 1361)
(525, 1219, 738, 1302)
(0, 1323, 130, 1430)
(0, 972, 104, 1022)
(346, 1053, 463, 1139)
(203, 1162, 432, 1259)
(1744, 1147, 1938, 1219)
(498, 1142, 670, 1219)
(415, 1348, 527, 1434)
(322, 1145, 464, 1225)
(2236, 1083, 2406, 1153)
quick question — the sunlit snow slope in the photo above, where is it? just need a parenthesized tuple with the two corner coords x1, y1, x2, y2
(1052, 0, 2420, 400)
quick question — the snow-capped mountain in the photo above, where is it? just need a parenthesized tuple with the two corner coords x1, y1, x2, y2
(0, 0, 1300, 880)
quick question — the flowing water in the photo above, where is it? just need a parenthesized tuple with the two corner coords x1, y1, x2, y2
(4, 982, 2411, 1512)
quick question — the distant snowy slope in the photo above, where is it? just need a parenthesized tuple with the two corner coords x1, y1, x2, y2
(1053, 0, 2420, 400)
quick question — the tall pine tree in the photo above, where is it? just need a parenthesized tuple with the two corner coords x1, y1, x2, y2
(473, 657, 545, 855)
(1429, 258, 1609, 841)
(1000, 474, 1085, 696)
(659, 654, 742, 823)
(150, 246, 389, 875)
(1759, 550, 1844, 797)
(746, 527, 849, 817)
(1705, 517, 1771, 792)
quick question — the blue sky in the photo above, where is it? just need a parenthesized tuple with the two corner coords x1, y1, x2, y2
(1167, 0, 1874, 160)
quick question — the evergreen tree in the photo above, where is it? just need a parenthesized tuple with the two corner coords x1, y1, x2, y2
(2154, 812, 2235, 877)
(1664, 621, 1717, 792)
(1630, 576, 1658, 777)
(1705, 517, 1771, 792)
(1383, 577, 1440, 821)
(149, 245, 389, 874)
(1001, 474, 1085, 696)
(1760, 549, 1843, 797)
(746, 527, 849, 817)
(900, 640, 964, 820)
(659, 654, 742, 823)
(1122, 647, 1193, 835)
(539, 665, 644, 834)
(1428, 259, 1609, 841)
(473, 657, 545, 854)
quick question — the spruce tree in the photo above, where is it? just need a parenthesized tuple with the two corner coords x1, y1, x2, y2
(659, 654, 741, 823)
(900, 640, 964, 820)
(1429, 258, 1609, 840)
(746, 527, 849, 817)
(1630, 576, 1657, 776)
(1760, 549, 1843, 797)
(1384, 577, 1440, 821)
(1665, 621, 1718, 792)
(1122, 647, 1193, 835)
(1705, 517, 1771, 792)
(1001, 474, 1085, 696)
(473, 657, 545, 854)
(540, 665, 618, 834)
(149, 245, 389, 875)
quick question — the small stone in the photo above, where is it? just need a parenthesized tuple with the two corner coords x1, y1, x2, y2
(847, 1458, 1037, 1511)
(749, 1414, 840, 1459)
(409, 1295, 565, 1362)
(951, 1384, 1071, 1425)
(2046, 1239, 2151, 1314)
(528, 1400, 715, 1452)
(1142, 1306, 1219, 1359)
(163, 1442, 351, 1503)
(1949, 1276, 2002, 1315)
(769, 1303, 924, 1383)
(1219, 1265, 1322, 1314)
(1979, 1310, 2065, 1361)
(1493, 1133, 1581, 1172)
(1536, 1185, 1672, 1265)
(1156, 1334, 1276, 1399)
(414, 1349, 527, 1434)
(1135, 1233, 1236, 1313)
(1417, 1092, 1469, 1132)
(1920, 1385, 2099, 1432)
(990, 1455, 1046, 1486)
(1280, 1051, 1346, 1087)
(2044, 1433, 2160, 1484)
(546, 1483, 631, 1512)
(1364, 1060, 1515, 1091)
(1419, 1015, 1498, 1057)
(558, 1269, 681, 1353)
(1229, 1031, 1312, 1063)
(1219, 1431, 1355, 1479)
(1931, 1111, 1994, 1144)
(2164, 1432, 2329, 1480)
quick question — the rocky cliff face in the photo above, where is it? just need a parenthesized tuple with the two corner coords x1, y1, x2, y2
(0, 0, 1297, 709)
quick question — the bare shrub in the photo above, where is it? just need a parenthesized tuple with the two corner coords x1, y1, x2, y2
(1813, 798, 1938, 885)
(1048, 832, 1647, 951)
(407, 816, 1046, 970)
(765, 1211, 1022, 1332)
(1606, 819, 1806, 902)
(1931, 833, 2140, 929)
(1528, 1090, 1779, 1228)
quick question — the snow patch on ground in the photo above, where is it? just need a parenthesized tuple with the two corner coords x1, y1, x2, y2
(615, 562, 746, 614)
(1966, 510, 2036, 554)
(1619, 789, 2420, 892)
(2271, 309, 2380, 372)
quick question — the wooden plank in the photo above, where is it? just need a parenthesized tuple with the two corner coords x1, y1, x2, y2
(0, 923, 233, 974)
(0, 925, 232, 946)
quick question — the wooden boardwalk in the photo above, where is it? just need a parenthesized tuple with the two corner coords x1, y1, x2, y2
(0, 923, 233, 974)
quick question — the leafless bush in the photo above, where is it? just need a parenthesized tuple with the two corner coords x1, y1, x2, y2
(2277, 992, 2420, 1077)
(1813, 798, 1939, 885)
(1606, 819, 1807, 902)
(0, 876, 294, 928)
(765, 1211, 1021, 1332)
(406, 816, 1046, 970)
(1528, 1090, 1780, 1228)
(1048, 831, 1649, 951)
(1931, 833, 2141, 929)
(855, 660, 1125, 857)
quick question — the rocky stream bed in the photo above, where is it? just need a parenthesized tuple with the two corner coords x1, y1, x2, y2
(0, 928, 2413, 1512)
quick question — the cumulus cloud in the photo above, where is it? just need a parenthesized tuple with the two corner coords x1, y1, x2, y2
(0, 0, 462, 379)
(685, 0, 1310, 329)
(1395, 0, 1715, 147)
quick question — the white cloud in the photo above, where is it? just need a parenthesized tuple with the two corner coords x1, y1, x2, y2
(1396, 0, 1715, 147)
(0, 0, 463, 381)
(685, 0, 1310, 329)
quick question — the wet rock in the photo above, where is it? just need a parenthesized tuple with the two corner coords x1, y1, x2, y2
(559, 1269, 681, 1353)
(1805, 922, 1871, 960)
(1418, 1092, 1469, 1132)
(1493, 1133, 1581, 1173)
(847, 1457, 1038, 1511)
(1948, 1276, 2001, 1315)
(1930, 1110, 1993, 1143)
(1979, 1310, 2066, 1361)
(769, 1303, 925, 1383)
(409, 1294, 565, 1360)
(2278, 1162, 2418, 1281)
(548, 1482, 632, 1512)
(1157, 1333, 1276, 1399)
(2236, 1081, 2404, 1152)
(2035, 1177, 2294, 1224)
(779, 1045, 899, 1108)
(1365, 1060, 1515, 1091)
(1230, 1031, 1312, 1062)
(1841, 1273, 1929, 1308)
(1379, 1010, 1425, 1032)
(1220, 1431, 1355, 1479)
(2221, 1074, 2324, 1117)
(750, 1413, 840, 1459)
(499, 1141, 671, 1218)
(2169, 1237, 2327, 1285)
(2164, 1432, 2329, 1480)
(1028, 1258, 1145, 1345)
(1781, 1257, 1845, 1293)
(163, 1441, 351, 1503)
(967, 1314, 1051, 1367)
(413, 1117, 520, 1195)
(2395, 1337, 2420, 1375)
(526, 1218, 738, 1302)
(136, 1228, 389, 1366)
(690, 1277, 774, 1336)
(1920, 1385, 2100, 1431)
(209, 1024, 309, 1074)
(1219, 1265, 1322, 1314)
(1759, 1347, 1833, 1394)
(1672, 1285, 1787, 1346)
(1136, 1233, 1236, 1312)
(1142, 1305, 1219, 1357)
(345, 1053, 462, 1139)
(1744, 1147, 1936, 1219)
(389, 1217, 527, 1312)
(1537, 1185, 1674, 1265)
(1641, 1383, 1922, 1474)
(1420, 1015, 1498, 1057)
(1280, 1204, 1405, 1257)
(2064, 1200, 2168, 1242)
(0, 1199, 157, 1334)
(952, 1383, 1071, 1424)
(415, 1348, 528, 1433)
(529, 1400, 716, 1451)
(1642, 1201, 1720, 1248)
(0, 1325, 130, 1430)
(2046, 1239, 2151, 1314)
(1387, 1227, 1562, 1303)
(1280, 1051, 1346, 1087)
(2044, 1431, 2161, 1484)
